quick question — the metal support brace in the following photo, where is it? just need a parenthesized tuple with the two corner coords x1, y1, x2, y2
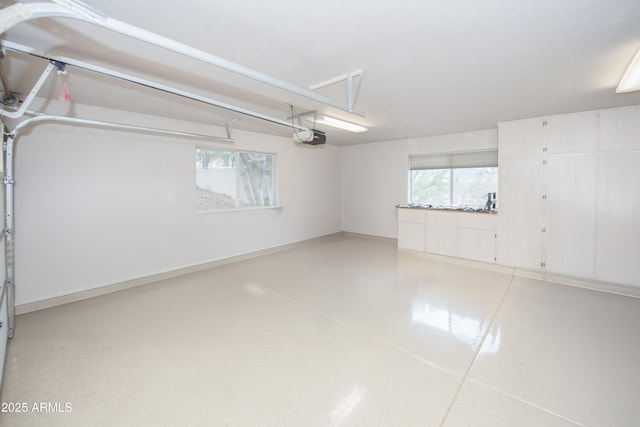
(3, 133, 14, 339)
(12, 113, 236, 143)
(0, 62, 54, 119)
(309, 70, 364, 113)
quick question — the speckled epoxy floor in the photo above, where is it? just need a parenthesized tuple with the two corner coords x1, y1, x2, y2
(1, 235, 639, 426)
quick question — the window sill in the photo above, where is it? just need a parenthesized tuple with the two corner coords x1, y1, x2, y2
(196, 205, 283, 215)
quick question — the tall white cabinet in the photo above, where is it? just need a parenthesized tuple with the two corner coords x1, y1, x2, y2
(545, 111, 599, 280)
(498, 105, 640, 287)
(545, 154, 597, 278)
(595, 107, 640, 285)
(497, 118, 545, 270)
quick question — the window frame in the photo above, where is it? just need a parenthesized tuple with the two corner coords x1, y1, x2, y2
(195, 146, 278, 213)
(408, 150, 498, 209)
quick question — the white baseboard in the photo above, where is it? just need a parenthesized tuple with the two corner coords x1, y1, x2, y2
(15, 232, 343, 315)
(397, 246, 640, 299)
(513, 268, 640, 299)
(398, 248, 516, 275)
(342, 231, 397, 244)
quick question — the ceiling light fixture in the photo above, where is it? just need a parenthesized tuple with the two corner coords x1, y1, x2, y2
(313, 115, 368, 133)
(616, 47, 640, 93)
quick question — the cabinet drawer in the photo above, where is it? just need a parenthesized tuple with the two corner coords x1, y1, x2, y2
(458, 214, 497, 230)
(397, 208, 427, 223)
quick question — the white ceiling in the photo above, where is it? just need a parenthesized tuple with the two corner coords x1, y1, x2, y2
(1, 0, 640, 145)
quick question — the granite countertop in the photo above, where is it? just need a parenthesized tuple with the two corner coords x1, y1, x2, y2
(395, 203, 497, 214)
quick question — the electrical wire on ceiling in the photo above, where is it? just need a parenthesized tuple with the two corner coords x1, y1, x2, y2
(290, 104, 308, 143)
(289, 104, 325, 145)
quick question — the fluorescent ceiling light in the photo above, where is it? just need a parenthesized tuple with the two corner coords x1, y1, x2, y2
(617, 47, 640, 93)
(312, 115, 368, 133)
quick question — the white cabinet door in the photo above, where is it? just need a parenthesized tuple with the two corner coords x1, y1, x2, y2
(398, 221, 425, 251)
(498, 118, 544, 157)
(547, 111, 598, 154)
(458, 214, 497, 263)
(545, 154, 597, 278)
(458, 228, 496, 263)
(397, 209, 427, 251)
(595, 152, 640, 286)
(497, 119, 544, 269)
(425, 211, 458, 256)
(599, 105, 640, 152)
(497, 156, 543, 269)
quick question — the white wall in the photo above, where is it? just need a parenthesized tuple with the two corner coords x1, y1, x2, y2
(341, 129, 498, 238)
(13, 103, 342, 306)
(341, 140, 407, 238)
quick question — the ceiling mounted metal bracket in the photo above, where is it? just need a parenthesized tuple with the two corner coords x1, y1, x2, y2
(50, 58, 67, 74)
(0, 2, 366, 117)
(224, 120, 236, 139)
(309, 70, 364, 114)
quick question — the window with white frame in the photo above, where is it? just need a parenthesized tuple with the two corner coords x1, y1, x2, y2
(196, 148, 276, 211)
(409, 150, 498, 209)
